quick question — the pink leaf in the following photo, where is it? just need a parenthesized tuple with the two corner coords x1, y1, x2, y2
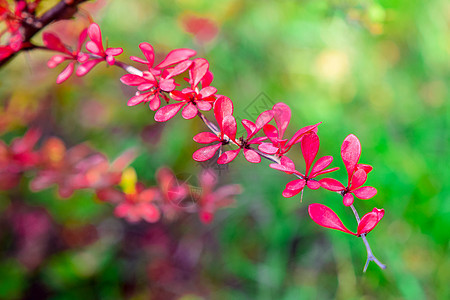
(138, 42, 155, 65)
(189, 58, 209, 88)
(301, 132, 319, 175)
(280, 155, 296, 171)
(357, 208, 384, 236)
(196, 100, 212, 111)
(241, 119, 256, 137)
(307, 180, 321, 190)
(154, 102, 184, 122)
(217, 149, 241, 164)
(120, 74, 147, 86)
(170, 90, 188, 101)
(199, 86, 217, 98)
(263, 124, 279, 144)
(42, 32, 69, 54)
(105, 47, 123, 56)
(164, 60, 192, 79)
(201, 70, 214, 87)
(308, 203, 356, 235)
(127, 93, 147, 106)
(159, 78, 176, 92)
(255, 110, 274, 130)
(155, 48, 197, 69)
(313, 167, 339, 177)
(269, 156, 297, 173)
(47, 54, 69, 68)
(181, 102, 198, 119)
(286, 122, 321, 150)
(319, 178, 345, 191)
(222, 115, 237, 141)
(149, 94, 161, 111)
(77, 29, 88, 53)
(350, 169, 367, 190)
(282, 179, 305, 198)
(243, 148, 261, 163)
(310, 156, 333, 176)
(343, 193, 354, 206)
(56, 61, 74, 84)
(193, 143, 222, 162)
(76, 59, 103, 76)
(272, 102, 291, 139)
(214, 96, 234, 129)
(341, 134, 361, 181)
(258, 142, 278, 154)
(87, 23, 103, 53)
(357, 163, 373, 174)
(285, 179, 306, 191)
(85, 40, 101, 56)
(352, 186, 377, 199)
(193, 132, 220, 144)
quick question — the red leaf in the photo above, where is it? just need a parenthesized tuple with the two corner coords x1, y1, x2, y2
(350, 169, 367, 190)
(306, 180, 321, 190)
(217, 149, 240, 164)
(196, 100, 212, 111)
(286, 122, 321, 150)
(120, 74, 148, 86)
(243, 148, 261, 163)
(301, 132, 319, 175)
(319, 178, 345, 191)
(42, 32, 69, 54)
(138, 42, 155, 65)
(164, 60, 192, 79)
(87, 23, 104, 54)
(199, 86, 217, 98)
(127, 93, 147, 106)
(222, 115, 237, 141)
(76, 59, 102, 76)
(357, 163, 373, 174)
(241, 119, 256, 137)
(201, 70, 214, 87)
(56, 62, 75, 84)
(193, 144, 222, 162)
(154, 102, 184, 122)
(353, 186, 377, 199)
(357, 208, 384, 235)
(255, 110, 274, 131)
(181, 102, 198, 119)
(284, 179, 306, 195)
(341, 134, 361, 181)
(308, 203, 356, 235)
(214, 96, 233, 130)
(310, 156, 333, 176)
(343, 193, 354, 206)
(193, 132, 220, 144)
(272, 102, 291, 139)
(263, 124, 278, 144)
(189, 58, 209, 88)
(258, 142, 278, 155)
(155, 48, 197, 69)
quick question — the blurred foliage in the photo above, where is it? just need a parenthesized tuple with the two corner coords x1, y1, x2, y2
(0, 0, 449, 299)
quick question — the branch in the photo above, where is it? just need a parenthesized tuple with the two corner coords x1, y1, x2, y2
(88, 58, 387, 272)
(0, 0, 88, 68)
